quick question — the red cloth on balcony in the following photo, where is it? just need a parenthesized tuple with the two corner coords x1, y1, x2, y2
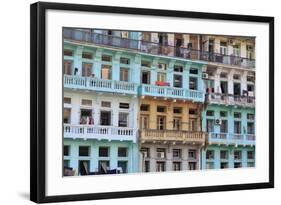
(155, 81, 170, 86)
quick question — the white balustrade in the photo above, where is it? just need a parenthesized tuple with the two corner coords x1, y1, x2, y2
(64, 124, 137, 142)
(64, 75, 137, 94)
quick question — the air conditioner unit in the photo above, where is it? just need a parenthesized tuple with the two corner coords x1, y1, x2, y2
(158, 63, 166, 70)
(202, 72, 209, 79)
(157, 152, 165, 158)
(215, 119, 222, 125)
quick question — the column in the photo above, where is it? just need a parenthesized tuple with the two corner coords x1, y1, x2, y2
(228, 147, 234, 168)
(182, 147, 189, 170)
(132, 54, 141, 84)
(93, 48, 102, 78)
(227, 69, 234, 95)
(227, 44, 234, 56)
(74, 46, 83, 75)
(201, 109, 207, 132)
(241, 71, 248, 92)
(201, 149, 206, 170)
(130, 143, 139, 173)
(112, 52, 122, 81)
(182, 105, 189, 131)
(71, 95, 81, 125)
(183, 63, 191, 89)
(197, 147, 201, 170)
(112, 100, 119, 127)
(70, 142, 79, 175)
(149, 146, 157, 172)
(166, 104, 173, 130)
(166, 146, 173, 172)
(241, 148, 248, 168)
(214, 68, 222, 93)
(197, 65, 204, 92)
(91, 142, 99, 172)
(214, 148, 220, 169)
(167, 60, 175, 86)
(183, 34, 190, 48)
(214, 38, 220, 53)
(130, 97, 138, 129)
(227, 109, 234, 140)
(110, 144, 118, 170)
(150, 101, 157, 130)
(93, 97, 100, 126)
(241, 110, 248, 137)
(240, 41, 247, 58)
(151, 57, 159, 84)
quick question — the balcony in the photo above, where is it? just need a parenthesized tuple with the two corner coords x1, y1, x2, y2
(206, 93, 255, 107)
(63, 28, 255, 69)
(64, 124, 137, 142)
(208, 132, 255, 146)
(140, 129, 206, 145)
(64, 75, 138, 95)
(140, 84, 204, 102)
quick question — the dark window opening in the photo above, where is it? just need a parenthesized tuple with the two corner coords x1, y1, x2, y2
(100, 111, 111, 126)
(79, 146, 90, 156)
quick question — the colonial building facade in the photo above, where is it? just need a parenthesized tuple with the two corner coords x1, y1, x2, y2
(63, 28, 255, 175)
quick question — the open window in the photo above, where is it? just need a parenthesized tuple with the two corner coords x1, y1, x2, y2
(80, 109, 93, 125)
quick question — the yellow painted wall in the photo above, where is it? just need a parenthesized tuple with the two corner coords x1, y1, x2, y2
(139, 97, 202, 131)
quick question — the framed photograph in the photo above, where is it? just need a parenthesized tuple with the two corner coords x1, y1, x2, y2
(30, 2, 274, 203)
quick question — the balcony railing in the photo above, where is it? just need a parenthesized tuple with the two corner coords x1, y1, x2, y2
(64, 124, 137, 142)
(64, 75, 138, 94)
(208, 132, 255, 146)
(207, 93, 255, 107)
(63, 28, 255, 69)
(140, 84, 204, 102)
(140, 129, 206, 144)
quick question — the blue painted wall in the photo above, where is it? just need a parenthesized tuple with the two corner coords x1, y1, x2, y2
(201, 145, 255, 169)
(201, 104, 255, 169)
(64, 139, 139, 174)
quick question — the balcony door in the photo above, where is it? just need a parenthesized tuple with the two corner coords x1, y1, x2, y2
(80, 109, 92, 125)
(233, 83, 241, 96)
(234, 121, 241, 134)
(157, 116, 166, 130)
(206, 119, 214, 132)
(189, 118, 197, 131)
(100, 111, 111, 126)
(141, 71, 150, 84)
(140, 115, 149, 129)
(101, 65, 112, 80)
(220, 81, 228, 94)
(63, 108, 71, 124)
(82, 63, 92, 77)
(158, 33, 168, 46)
(64, 60, 73, 75)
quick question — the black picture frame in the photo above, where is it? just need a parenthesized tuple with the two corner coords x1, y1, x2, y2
(30, 1, 274, 203)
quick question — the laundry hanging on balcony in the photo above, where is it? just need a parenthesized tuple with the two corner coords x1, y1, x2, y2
(155, 81, 170, 86)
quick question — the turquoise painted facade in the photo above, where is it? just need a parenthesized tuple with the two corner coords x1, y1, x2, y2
(201, 104, 255, 169)
(64, 139, 139, 174)
(63, 28, 206, 102)
(201, 145, 255, 169)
